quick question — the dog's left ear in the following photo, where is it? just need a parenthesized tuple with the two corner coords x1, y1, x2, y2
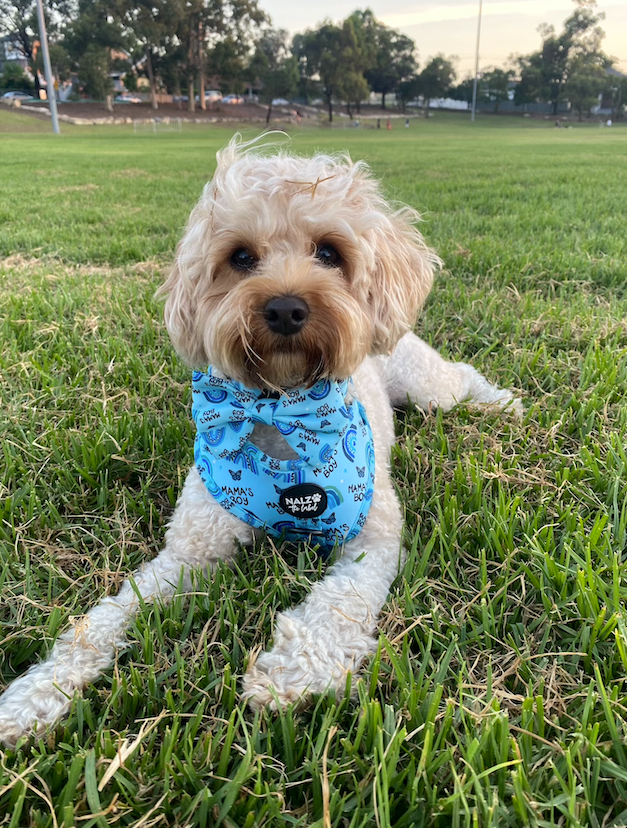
(368, 209, 439, 355)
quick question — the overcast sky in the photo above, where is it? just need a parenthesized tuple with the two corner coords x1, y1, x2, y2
(260, 0, 627, 77)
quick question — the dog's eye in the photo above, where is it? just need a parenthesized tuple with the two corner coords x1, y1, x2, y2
(315, 243, 342, 269)
(230, 248, 258, 271)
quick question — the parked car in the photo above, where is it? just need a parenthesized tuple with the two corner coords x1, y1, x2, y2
(222, 94, 244, 104)
(2, 90, 36, 101)
(195, 90, 222, 104)
(115, 93, 142, 103)
(271, 98, 290, 106)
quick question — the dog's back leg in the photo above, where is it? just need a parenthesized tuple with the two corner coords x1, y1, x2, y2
(380, 332, 522, 415)
(0, 468, 250, 747)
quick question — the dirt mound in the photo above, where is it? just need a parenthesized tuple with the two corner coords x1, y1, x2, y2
(17, 99, 303, 124)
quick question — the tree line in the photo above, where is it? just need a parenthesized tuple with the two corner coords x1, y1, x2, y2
(0, 0, 624, 120)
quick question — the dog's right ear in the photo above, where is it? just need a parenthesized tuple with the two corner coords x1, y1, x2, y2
(158, 205, 213, 367)
(157, 257, 201, 367)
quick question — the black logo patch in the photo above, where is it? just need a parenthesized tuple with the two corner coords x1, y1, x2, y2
(279, 483, 327, 519)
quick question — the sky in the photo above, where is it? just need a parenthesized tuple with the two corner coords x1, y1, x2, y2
(260, 0, 627, 77)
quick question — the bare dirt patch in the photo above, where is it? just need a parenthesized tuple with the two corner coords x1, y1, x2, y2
(18, 99, 290, 124)
(56, 183, 100, 192)
(5, 98, 408, 128)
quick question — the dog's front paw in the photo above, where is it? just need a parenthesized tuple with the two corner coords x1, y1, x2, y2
(0, 666, 77, 747)
(241, 612, 375, 710)
(454, 363, 523, 418)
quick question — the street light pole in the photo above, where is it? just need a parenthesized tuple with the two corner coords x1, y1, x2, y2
(35, 0, 60, 134)
(471, 0, 483, 123)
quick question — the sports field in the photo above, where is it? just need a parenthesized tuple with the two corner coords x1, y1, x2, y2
(1, 113, 626, 826)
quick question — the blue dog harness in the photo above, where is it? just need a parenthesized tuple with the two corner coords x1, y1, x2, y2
(192, 368, 375, 551)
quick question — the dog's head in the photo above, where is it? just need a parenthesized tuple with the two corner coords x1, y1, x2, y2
(160, 138, 439, 390)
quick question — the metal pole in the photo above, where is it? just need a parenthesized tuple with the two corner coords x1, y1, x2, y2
(35, 0, 60, 134)
(470, 0, 483, 122)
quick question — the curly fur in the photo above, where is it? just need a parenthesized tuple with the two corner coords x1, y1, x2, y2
(160, 141, 439, 383)
(0, 137, 521, 746)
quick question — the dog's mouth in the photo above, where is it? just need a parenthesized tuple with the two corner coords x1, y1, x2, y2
(205, 279, 372, 392)
(241, 333, 328, 391)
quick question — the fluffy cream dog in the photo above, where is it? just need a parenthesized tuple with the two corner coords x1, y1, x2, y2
(0, 139, 520, 746)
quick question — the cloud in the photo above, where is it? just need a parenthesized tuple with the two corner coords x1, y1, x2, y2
(381, 0, 617, 28)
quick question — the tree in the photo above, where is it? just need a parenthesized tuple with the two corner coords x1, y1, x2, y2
(337, 70, 370, 118)
(480, 67, 514, 112)
(513, 51, 544, 106)
(565, 51, 607, 119)
(34, 42, 72, 94)
(606, 72, 627, 120)
(352, 9, 416, 110)
(419, 54, 456, 108)
(291, 32, 318, 103)
(173, 0, 201, 112)
(515, 0, 608, 114)
(148, 35, 189, 105)
(293, 22, 344, 122)
(448, 75, 475, 106)
(293, 16, 376, 122)
(0, 0, 70, 97)
(0, 61, 34, 91)
(206, 36, 248, 94)
(129, 0, 267, 112)
(77, 43, 114, 101)
(64, 0, 127, 110)
(336, 15, 372, 116)
(396, 74, 423, 110)
(248, 28, 298, 123)
(118, 0, 183, 110)
(190, 0, 267, 111)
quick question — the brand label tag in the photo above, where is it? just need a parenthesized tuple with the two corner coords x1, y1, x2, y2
(279, 483, 328, 518)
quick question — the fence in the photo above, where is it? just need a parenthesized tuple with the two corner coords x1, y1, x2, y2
(132, 118, 183, 134)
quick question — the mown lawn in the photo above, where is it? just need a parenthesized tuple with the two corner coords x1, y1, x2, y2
(1, 113, 627, 826)
(0, 106, 76, 134)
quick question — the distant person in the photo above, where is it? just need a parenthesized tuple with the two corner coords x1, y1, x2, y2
(386, 119, 391, 130)
(405, 118, 409, 128)
(377, 118, 381, 129)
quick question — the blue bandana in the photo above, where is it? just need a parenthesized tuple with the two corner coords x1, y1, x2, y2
(192, 367, 375, 551)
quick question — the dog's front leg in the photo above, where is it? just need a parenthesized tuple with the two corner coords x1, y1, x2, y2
(242, 481, 403, 710)
(383, 332, 522, 416)
(0, 468, 250, 747)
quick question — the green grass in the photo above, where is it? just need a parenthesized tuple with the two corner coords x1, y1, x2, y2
(1, 114, 627, 826)
(0, 107, 72, 134)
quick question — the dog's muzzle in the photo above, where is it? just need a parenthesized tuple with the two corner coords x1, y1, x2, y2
(263, 295, 309, 336)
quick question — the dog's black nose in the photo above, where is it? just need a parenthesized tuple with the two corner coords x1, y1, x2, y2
(263, 296, 309, 336)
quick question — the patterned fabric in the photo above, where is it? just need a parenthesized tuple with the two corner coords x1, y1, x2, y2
(192, 367, 375, 551)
